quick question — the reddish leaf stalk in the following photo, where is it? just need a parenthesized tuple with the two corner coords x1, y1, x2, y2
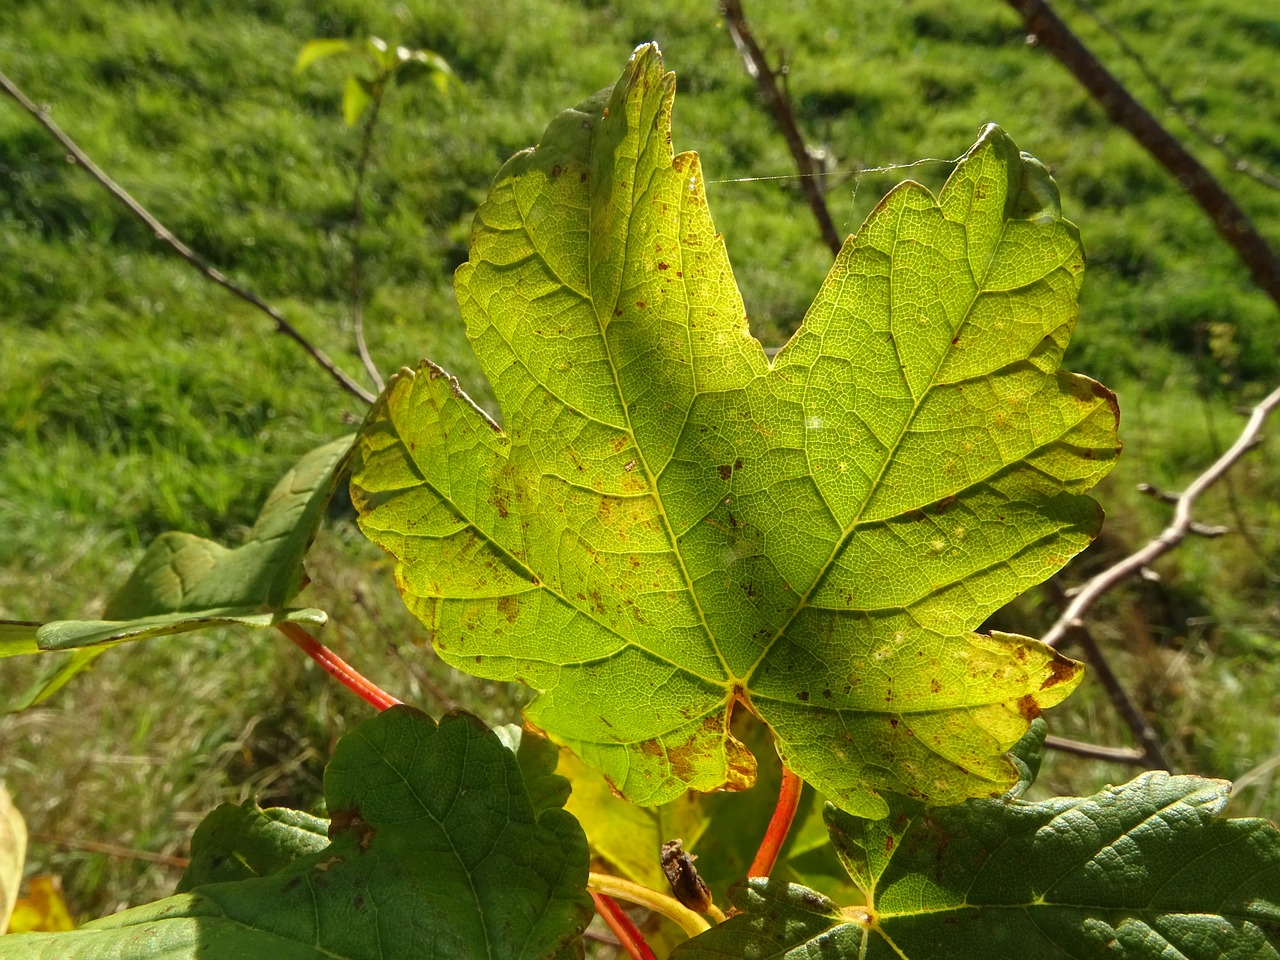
(748, 765, 803, 878)
(590, 892, 658, 960)
(276, 622, 401, 711)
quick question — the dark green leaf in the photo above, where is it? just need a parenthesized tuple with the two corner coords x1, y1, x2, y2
(177, 801, 329, 891)
(0, 708, 593, 959)
(675, 771, 1280, 959)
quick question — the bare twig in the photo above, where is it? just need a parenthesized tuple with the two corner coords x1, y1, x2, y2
(31, 833, 191, 869)
(1042, 736, 1146, 764)
(1043, 384, 1280, 649)
(1067, 0, 1280, 193)
(350, 91, 386, 392)
(718, 0, 843, 257)
(0, 68, 377, 405)
(1199, 402, 1280, 582)
(1063, 623, 1170, 769)
(1005, 0, 1280, 310)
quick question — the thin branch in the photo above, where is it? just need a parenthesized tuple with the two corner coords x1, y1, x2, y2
(349, 89, 386, 392)
(589, 892, 658, 960)
(1041, 736, 1146, 764)
(1063, 623, 1170, 769)
(1004, 0, 1280, 310)
(748, 764, 803, 878)
(276, 622, 402, 711)
(719, 0, 843, 257)
(1199, 402, 1280, 582)
(30, 833, 191, 869)
(0, 68, 377, 405)
(1042, 384, 1280, 648)
(1067, 0, 1280, 192)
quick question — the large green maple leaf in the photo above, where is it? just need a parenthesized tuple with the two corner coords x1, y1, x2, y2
(351, 44, 1118, 818)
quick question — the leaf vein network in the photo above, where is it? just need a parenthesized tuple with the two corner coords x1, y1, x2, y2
(571, 106, 734, 684)
(740, 209, 1033, 684)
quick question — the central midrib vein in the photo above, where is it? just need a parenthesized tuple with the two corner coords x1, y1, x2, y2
(741, 198, 1016, 684)
(586, 98, 735, 685)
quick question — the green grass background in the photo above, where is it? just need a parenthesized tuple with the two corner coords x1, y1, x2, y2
(1, 0, 1278, 922)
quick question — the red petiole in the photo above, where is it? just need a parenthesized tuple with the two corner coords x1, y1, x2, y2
(747, 764, 803, 878)
(590, 891, 658, 960)
(276, 621, 401, 711)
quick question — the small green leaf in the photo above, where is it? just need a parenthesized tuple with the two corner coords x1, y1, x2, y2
(19, 436, 351, 657)
(394, 49, 454, 90)
(3, 649, 103, 715)
(674, 772, 1280, 959)
(0, 708, 593, 959)
(351, 44, 1113, 817)
(342, 74, 373, 126)
(0, 622, 38, 659)
(177, 802, 329, 891)
(1005, 716, 1047, 797)
(494, 723, 574, 816)
(294, 38, 352, 74)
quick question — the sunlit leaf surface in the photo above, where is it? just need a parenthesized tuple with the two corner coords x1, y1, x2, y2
(351, 45, 1117, 817)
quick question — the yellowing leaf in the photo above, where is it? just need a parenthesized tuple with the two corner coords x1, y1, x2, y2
(0, 786, 25, 933)
(7, 876, 73, 934)
(351, 45, 1116, 818)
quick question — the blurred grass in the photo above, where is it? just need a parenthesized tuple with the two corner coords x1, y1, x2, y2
(0, 0, 1277, 922)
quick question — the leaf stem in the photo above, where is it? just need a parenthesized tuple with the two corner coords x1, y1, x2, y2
(748, 764, 803, 878)
(276, 622, 401, 711)
(588, 872, 710, 937)
(589, 891, 658, 960)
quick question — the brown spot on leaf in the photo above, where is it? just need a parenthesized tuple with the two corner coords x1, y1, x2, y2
(1040, 653, 1081, 690)
(658, 261, 670, 271)
(797, 690, 809, 702)
(930, 678, 942, 694)
(328, 809, 376, 852)
(551, 164, 562, 178)
(717, 464, 733, 481)
(932, 496, 957, 514)
(1017, 694, 1042, 720)
(497, 595, 519, 623)
(884, 836, 895, 853)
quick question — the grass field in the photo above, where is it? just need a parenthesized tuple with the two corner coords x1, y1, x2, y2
(1, 0, 1278, 923)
